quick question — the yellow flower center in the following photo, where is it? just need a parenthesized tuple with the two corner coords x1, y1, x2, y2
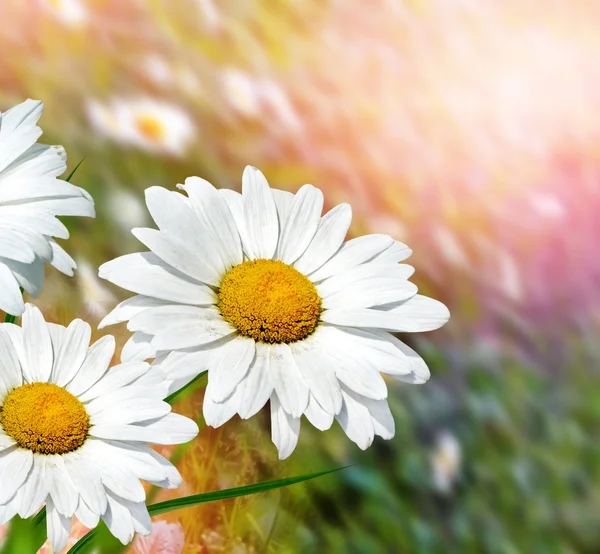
(218, 259, 321, 343)
(1, 383, 90, 455)
(135, 114, 165, 142)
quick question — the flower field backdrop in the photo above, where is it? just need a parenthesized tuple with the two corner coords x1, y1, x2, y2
(3, 0, 600, 552)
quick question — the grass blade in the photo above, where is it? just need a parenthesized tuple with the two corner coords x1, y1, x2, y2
(65, 158, 85, 182)
(67, 466, 348, 553)
(164, 371, 207, 405)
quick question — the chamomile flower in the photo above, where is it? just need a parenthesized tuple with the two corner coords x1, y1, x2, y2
(87, 98, 195, 157)
(0, 99, 95, 316)
(99, 166, 449, 459)
(0, 304, 198, 552)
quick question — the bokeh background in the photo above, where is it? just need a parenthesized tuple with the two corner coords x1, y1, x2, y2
(2, 0, 600, 552)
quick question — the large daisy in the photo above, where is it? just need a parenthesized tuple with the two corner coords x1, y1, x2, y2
(99, 166, 449, 459)
(0, 99, 95, 316)
(0, 304, 198, 551)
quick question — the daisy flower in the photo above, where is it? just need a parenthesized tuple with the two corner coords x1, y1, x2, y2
(86, 98, 195, 157)
(0, 99, 95, 316)
(0, 304, 198, 552)
(98, 166, 449, 459)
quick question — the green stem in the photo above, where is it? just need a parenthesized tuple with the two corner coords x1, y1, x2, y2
(3, 313, 18, 324)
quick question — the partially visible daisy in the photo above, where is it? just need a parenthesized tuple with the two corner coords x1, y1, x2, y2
(0, 99, 95, 316)
(86, 98, 195, 157)
(0, 304, 198, 551)
(99, 166, 449, 459)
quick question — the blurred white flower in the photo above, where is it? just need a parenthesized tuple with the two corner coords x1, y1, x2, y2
(433, 225, 469, 269)
(221, 69, 261, 117)
(77, 259, 117, 318)
(87, 98, 195, 157)
(142, 56, 174, 86)
(259, 80, 302, 132)
(529, 191, 565, 219)
(431, 431, 462, 494)
(107, 188, 148, 232)
(194, 0, 221, 31)
(39, 0, 88, 27)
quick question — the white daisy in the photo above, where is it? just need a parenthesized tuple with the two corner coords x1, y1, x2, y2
(0, 99, 95, 316)
(87, 98, 195, 157)
(98, 166, 449, 459)
(0, 304, 198, 551)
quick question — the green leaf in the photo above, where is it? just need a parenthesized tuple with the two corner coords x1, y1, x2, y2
(67, 466, 348, 553)
(65, 158, 85, 182)
(0, 512, 48, 553)
(165, 370, 207, 405)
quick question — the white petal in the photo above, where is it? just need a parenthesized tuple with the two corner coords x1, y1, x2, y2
(49, 239, 77, 276)
(206, 336, 255, 402)
(317, 263, 414, 299)
(44, 455, 79, 516)
(2, 256, 45, 297)
(157, 349, 212, 394)
(178, 176, 243, 269)
(341, 328, 430, 383)
(121, 332, 155, 362)
(309, 234, 394, 282)
(16, 455, 47, 518)
(91, 413, 199, 444)
(90, 397, 170, 425)
(0, 263, 25, 315)
(132, 227, 222, 287)
(236, 342, 273, 419)
(220, 189, 256, 259)
(276, 184, 323, 264)
(46, 497, 72, 554)
(372, 240, 412, 264)
(63, 449, 107, 515)
(66, 334, 115, 397)
(364, 397, 395, 439)
(0, 326, 22, 395)
(312, 326, 388, 400)
(51, 318, 91, 387)
(143, 186, 225, 285)
(128, 306, 235, 350)
(0, 233, 35, 263)
(270, 395, 301, 460)
(0, 447, 33, 504)
(0, 100, 43, 170)
(336, 388, 374, 450)
(293, 203, 352, 275)
(103, 493, 135, 545)
(98, 295, 172, 330)
(75, 498, 100, 529)
(321, 294, 450, 332)
(99, 252, 216, 306)
(242, 166, 279, 259)
(271, 189, 294, 223)
(203, 391, 238, 427)
(289, 335, 342, 415)
(21, 303, 53, 382)
(304, 395, 334, 431)
(78, 361, 150, 403)
(269, 343, 309, 417)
